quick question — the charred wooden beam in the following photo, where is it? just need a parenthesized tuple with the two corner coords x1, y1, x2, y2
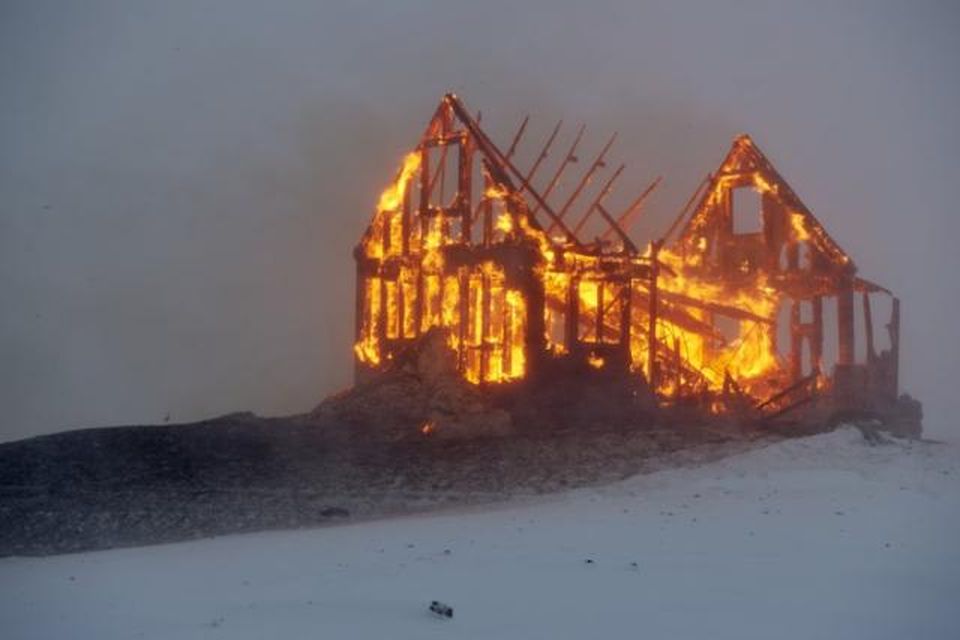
(854, 277, 892, 296)
(662, 174, 709, 243)
(483, 167, 495, 247)
(755, 372, 818, 411)
(522, 260, 547, 379)
(656, 289, 774, 325)
(427, 142, 450, 206)
(445, 95, 584, 248)
(378, 276, 388, 347)
(596, 281, 605, 344)
(862, 292, 876, 364)
(565, 275, 579, 354)
(522, 119, 562, 187)
(571, 164, 625, 237)
(459, 137, 473, 240)
(397, 272, 406, 339)
(531, 123, 586, 215)
(457, 268, 469, 372)
(648, 239, 662, 390)
(649, 333, 712, 390)
(597, 204, 639, 255)
(547, 132, 618, 234)
(354, 268, 364, 344)
(553, 288, 721, 342)
(889, 297, 900, 396)
(674, 339, 682, 398)
(837, 278, 855, 366)
(401, 172, 412, 255)
(505, 115, 530, 160)
(480, 271, 492, 381)
(602, 176, 663, 243)
(812, 295, 824, 373)
(790, 299, 803, 381)
(761, 393, 816, 423)
(620, 280, 632, 348)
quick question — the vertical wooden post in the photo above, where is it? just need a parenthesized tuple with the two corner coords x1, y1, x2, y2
(397, 272, 405, 339)
(419, 147, 430, 233)
(377, 277, 388, 348)
(565, 276, 579, 355)
(862, 292, 876, 364)
(620, 280, 632, 352)
(812, 295, 824, 374)
(786, 242, 799, 271)
(790, 300, 803, 381)
(482, 171, 493, 247)
(837, 279, 855, 366)
(354, 269, 365, 345)
(523, 258, 546, 381)
(353, 269, 366, 383)
(718, 188, 732, 271)
(381, 212, 392, 255)
(401, 178, 411, 256)
(889, 297, 900, 396)
(648, 240, 662, 390)
(415, 146, 430, 339)
(413, 270, 424, 337)
(596, 281, 605, 344)
(480, 271, 492, 382)
(457, 268, 469, 372)
(458, 137, 472, 243)
(673, 338, 682, 398)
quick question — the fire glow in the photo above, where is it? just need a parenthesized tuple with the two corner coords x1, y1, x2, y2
(353, 94, 902, 418)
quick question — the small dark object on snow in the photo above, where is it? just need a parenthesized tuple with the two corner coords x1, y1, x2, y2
(584, 558, 594, 564)
(630, 561, 639, 568)
(429, 601, 453, 618)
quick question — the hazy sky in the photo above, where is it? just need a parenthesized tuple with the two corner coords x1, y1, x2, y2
(1, 1, 958, 441)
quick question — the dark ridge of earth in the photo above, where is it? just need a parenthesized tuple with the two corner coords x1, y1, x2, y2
(0, 410, 785, 558)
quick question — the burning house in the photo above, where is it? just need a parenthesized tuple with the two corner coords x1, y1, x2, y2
(352, 94, 917, 432)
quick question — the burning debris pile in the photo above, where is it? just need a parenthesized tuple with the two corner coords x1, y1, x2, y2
(351, 94, 920, 437)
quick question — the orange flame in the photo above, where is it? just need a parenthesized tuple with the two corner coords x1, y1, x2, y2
(357, 137, 787, 402)
(378, 152, 421, 212)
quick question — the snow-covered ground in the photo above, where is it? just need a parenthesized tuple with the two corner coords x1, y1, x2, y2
(3, 427, 959, 639)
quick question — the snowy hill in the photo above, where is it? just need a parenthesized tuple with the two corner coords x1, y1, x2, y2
(2, 427, 958, 639)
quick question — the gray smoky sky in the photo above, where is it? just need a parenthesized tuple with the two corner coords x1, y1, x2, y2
(1, 1, 958, 441)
